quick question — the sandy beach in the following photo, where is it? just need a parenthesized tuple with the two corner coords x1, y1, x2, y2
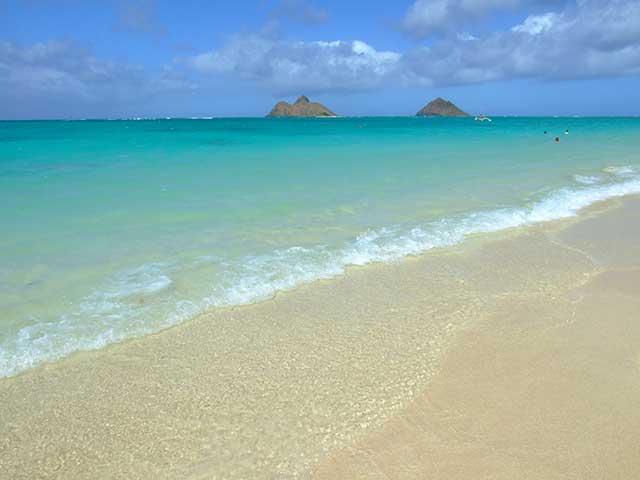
(315, 197, 640, 479)
(2, 196, 640, 479)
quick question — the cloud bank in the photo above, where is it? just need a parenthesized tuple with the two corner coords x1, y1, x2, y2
(187, 36, 400, 93)
(186, 0, 640, 92)
(0, 40, 193, 118)
(401, 0, 564, 38)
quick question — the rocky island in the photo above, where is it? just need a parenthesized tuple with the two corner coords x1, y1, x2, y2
(416, 97, 469, 117)
(266, 96, 337, 118)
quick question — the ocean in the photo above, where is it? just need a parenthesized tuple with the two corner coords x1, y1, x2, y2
(1, 116, 639, 377)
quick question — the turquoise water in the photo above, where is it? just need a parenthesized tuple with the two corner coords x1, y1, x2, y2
(1, 117, 640, 376)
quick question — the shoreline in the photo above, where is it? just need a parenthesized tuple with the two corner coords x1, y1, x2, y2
(0, 191, 618, 382)
(1, 195, 639, 478)
(4, 169, 640, 379)
(314, 195, 640, 479)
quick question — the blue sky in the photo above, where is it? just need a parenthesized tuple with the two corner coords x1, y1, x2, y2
(1, 0, 639, 118)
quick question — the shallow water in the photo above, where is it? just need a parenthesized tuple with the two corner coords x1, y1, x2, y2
(1, 116, 639, 376)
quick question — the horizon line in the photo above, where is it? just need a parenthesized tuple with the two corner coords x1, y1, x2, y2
(2, 115, 640, 122)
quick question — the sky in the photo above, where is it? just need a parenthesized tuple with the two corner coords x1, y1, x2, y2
(1, 0, 639, 119)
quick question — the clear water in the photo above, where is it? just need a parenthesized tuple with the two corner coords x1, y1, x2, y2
(1, 117, 639, 376)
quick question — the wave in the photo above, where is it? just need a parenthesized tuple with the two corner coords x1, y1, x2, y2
(603, 165, 635, 176)
(2, 167, 640, 377)
(574, 174, 601, 185)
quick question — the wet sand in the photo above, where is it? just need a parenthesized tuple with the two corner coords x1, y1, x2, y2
(315, 198, 640, 479)
(1, 197, 640, 479)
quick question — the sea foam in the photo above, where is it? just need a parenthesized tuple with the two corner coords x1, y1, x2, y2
(574, 174, 601, 185)
(2, 167, 640, 378)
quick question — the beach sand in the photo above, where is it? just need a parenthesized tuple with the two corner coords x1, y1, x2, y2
(314, 199, 640, 480)
(1, 197, 640, 479)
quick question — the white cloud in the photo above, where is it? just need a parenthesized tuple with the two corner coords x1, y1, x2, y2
(403, 0, 452, 37)
(457, 32, 478, 41)
(0, 41, 140, 99)
(0, 41, 194, 117)
(401, 0, 562, 38)
(186, 0, 640, 91)
(512, 12, 559, 35)
(186, 36, 401, 94)
(402, 0, 640, 84)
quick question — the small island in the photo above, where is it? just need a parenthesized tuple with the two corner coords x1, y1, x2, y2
(267, 95, 337, 118)
(416, 97, 469, 117)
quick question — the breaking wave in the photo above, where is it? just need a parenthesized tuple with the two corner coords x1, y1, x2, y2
(2, 166, 639, 377)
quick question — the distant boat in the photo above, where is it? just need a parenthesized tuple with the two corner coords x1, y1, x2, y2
(474, 115, 492, 122)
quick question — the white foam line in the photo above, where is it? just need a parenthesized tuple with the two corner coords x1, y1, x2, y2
(2, 169, 640, 378)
